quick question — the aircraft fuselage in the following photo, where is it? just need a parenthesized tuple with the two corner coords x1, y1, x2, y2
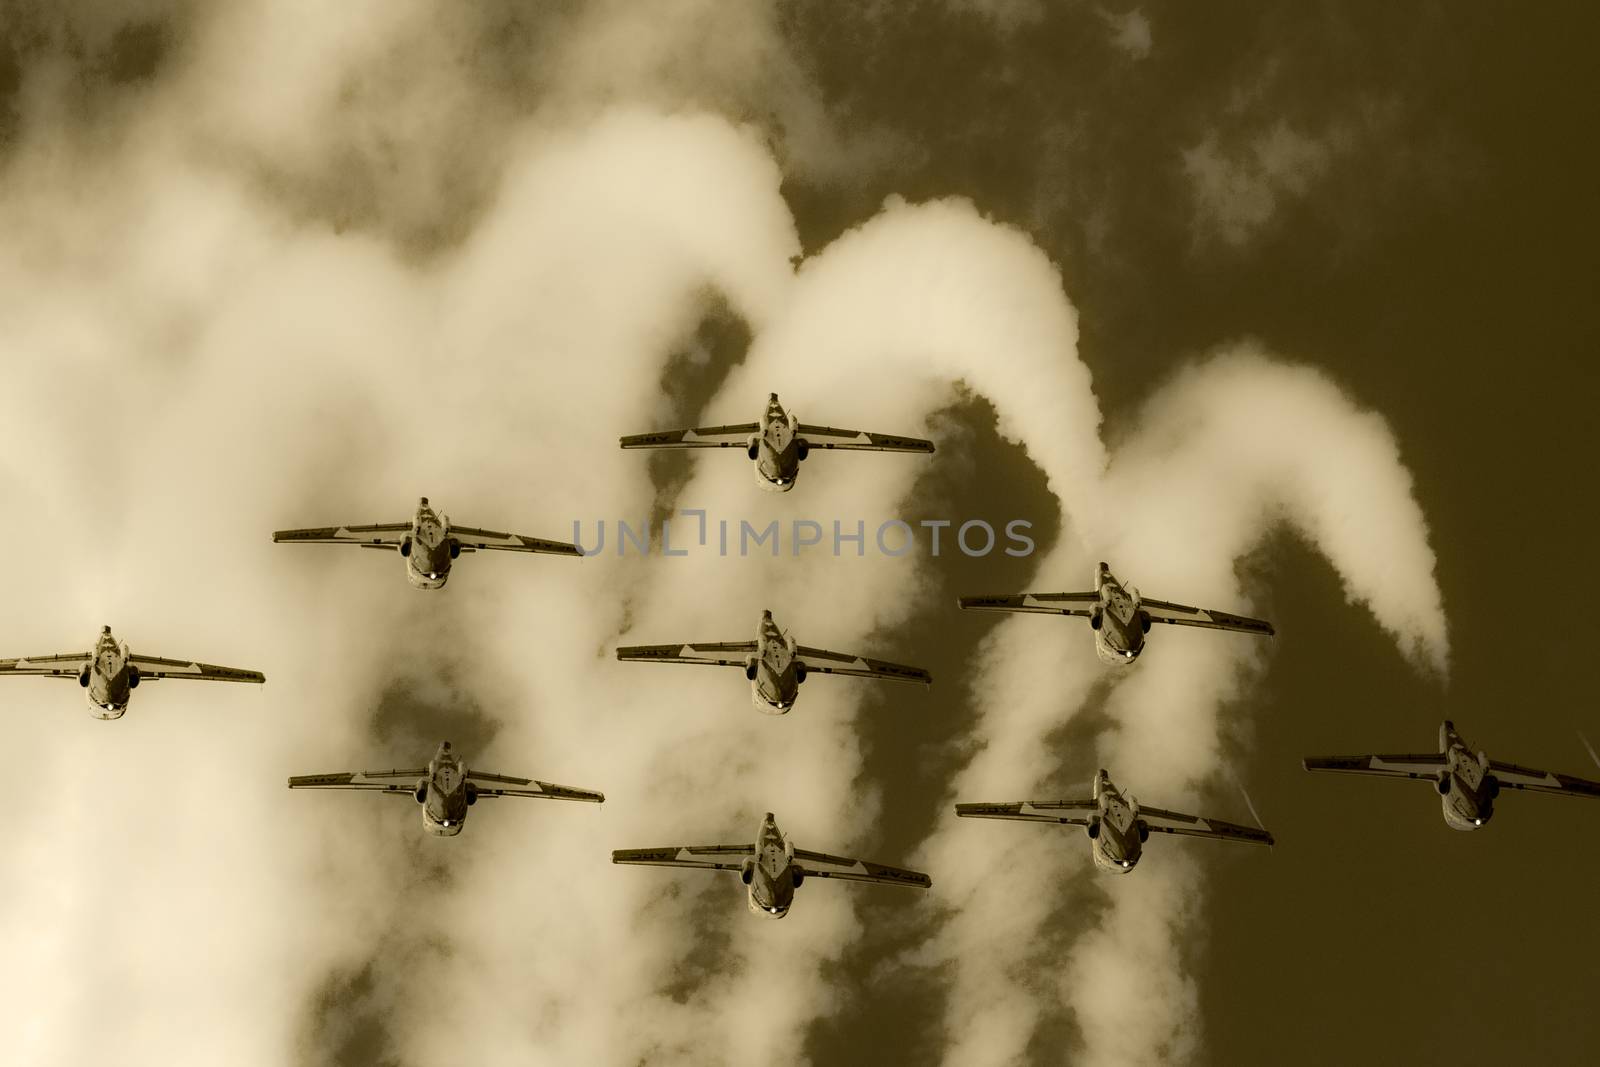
(401, 497, 459, 589)
(747, 611, 803, 713)
(416, 742, 476, 835)
(1087, 769, 1146, 872)
(749, 394, 804, 492)
(83, 626, 135, 719)
(1091, 563, 1147, 666)
(742, 812, 800, 917)
(1437, 721, 1498, 831)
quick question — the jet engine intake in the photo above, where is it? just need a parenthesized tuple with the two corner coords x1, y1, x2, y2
(414, 781, 428, 803)
(448, 539, 461, 559)
(126, 665, 140, 688)
(1436, 775, 1451, 796)
(465, 782, 478, 805)
(1089, 613, 1103, 631)
(1137, 821, 1150, 843)
(744, 658, 758, 681)
(78, 669, 90, 688)
(792, 868, 805, 888)
(399, 537, 412, 558)
(1086, 818, 1101, 840)
(794, 662, 807, 684)
(796, 439, 810, 461)
(746, 436, 760, 461)
(740, 858, 755, 885)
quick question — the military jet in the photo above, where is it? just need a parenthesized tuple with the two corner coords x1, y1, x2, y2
(956, 768, 1274, 874)
(615, 610, 931, 713)
(1304, 720, 1600, 831)
(619, 392, 934, 492)
(958, 561, 1274, 666)
(287, 741, 604, 836)
(273, 497, 581, 589)
(0, 625, 265, 719)
(612, 811, 931, 918)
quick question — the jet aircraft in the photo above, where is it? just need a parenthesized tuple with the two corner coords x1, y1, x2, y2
(619, 393, 934, 492)
(287, 741, 604, 836)
(615, 610, 931, 713)
(956, 768, 1274, 873)
(0, 625, 265, 719)
(273, 497, 581, 589)
(612, 811, 931, 918)
(958, 561, 1274, 665)
(1304, 720, 1600, 830)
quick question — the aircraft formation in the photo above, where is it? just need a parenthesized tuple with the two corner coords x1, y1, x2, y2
(7, 391, 1599, 928)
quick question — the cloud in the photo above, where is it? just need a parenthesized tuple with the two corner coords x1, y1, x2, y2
(1181, 122, 1337, 247)
(1100, 8, 1153, 61)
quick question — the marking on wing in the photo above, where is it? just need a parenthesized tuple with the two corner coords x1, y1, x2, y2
(288, 773, 358, 787)
(0, 655, 89, 675)
(614, 847, 682, 863)
(533, 781, 605, 802)
(861, 657, 931, 681)
(955, 802, 1025, 817)
(621, 431, 683, 447)
(852, 860, 933, 886)
(131, 657, 266, 682)
(618, 644, 695, 659)
(1200, 608, 1275, 633)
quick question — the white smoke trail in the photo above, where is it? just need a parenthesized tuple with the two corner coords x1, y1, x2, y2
(1054, 349, 1448, 1065)
(1228, 767, 1268, 832)
(1578, 731, 1600, 773)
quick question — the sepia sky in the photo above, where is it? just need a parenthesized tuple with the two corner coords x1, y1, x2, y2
(1, 3, 1596, 1065)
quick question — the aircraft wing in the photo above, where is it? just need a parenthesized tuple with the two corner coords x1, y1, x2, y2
(793, 646, 931, 685)
(272, 522, 411, 549)
(0, 651, 92, 678)
(446, 525, 582, 556)
(615, 642, 758, 669)
(465, 770, 604, 803)
(125, 654, 266, 684)
(1138, 598, 1275, 636)
(1136, 805, 1275, 846)
(1487, 760, 1600, 800)
(611, 844, 755, 872)
(956, 593, 1098, 617)
(619, 423, 760, 449)
(954, 800, 1097, 827)
(790, 848, 932, 888)
(1302, 753, 1448, 781)
(795, 424, 935, 454)
(286, 769, 426, 794)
